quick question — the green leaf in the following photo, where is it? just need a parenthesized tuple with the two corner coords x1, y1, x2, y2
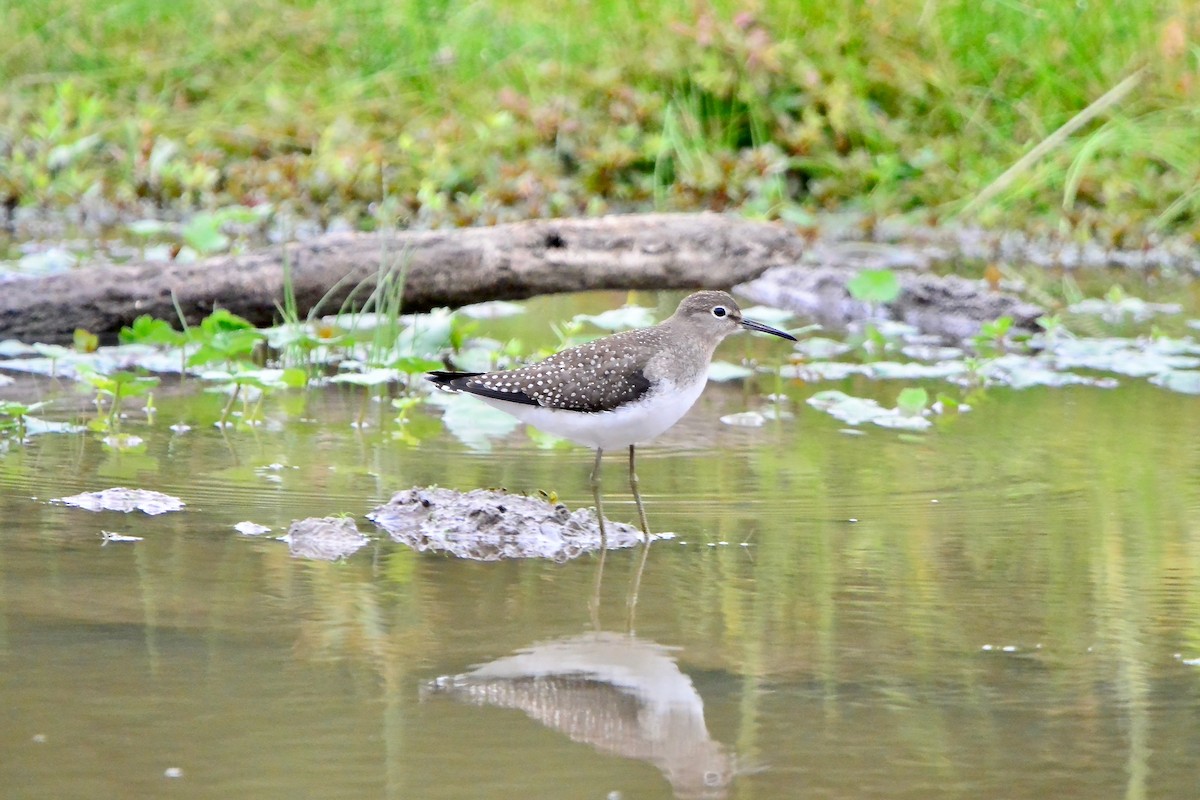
(187, 328, 263, 366)
(277, 367, 309, 388)
(979, 316, 1014, 339)
(935, 393, 961, 412)
(109, 372, 159, 397)
(0, 400, 47, 418)
(127, 219, 171, 238)
(213, 204, 269, 225)
(181, 213, 230, 254)
(896, 387, 929, 415)
(847, 269, 902, 304)
(73, 328, 99, 353)
(198, 308, 256, 335)
(120, 315, 186, 346)
(391, 356, 444, 374)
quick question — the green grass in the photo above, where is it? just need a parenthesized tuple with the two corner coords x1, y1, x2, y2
(1, 0, 1197, 235)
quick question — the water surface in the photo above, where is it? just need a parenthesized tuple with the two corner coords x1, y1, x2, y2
(2, 297, 1199, 799)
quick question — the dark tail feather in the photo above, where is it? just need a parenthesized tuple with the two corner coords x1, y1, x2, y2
(427, 370, 484, 389)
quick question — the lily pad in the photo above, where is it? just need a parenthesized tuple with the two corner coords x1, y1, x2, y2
(1049, 337, 1200, 377)
(706, 360, 755, 382)
(719, 411, 766, 427)
(867, 361, 967, 380)
(458, 300, 526, 319)
(806, 390, 933, 431)
(428, 391, 522, 451)
(573, 305, 656, 332)
(1069, 297, 1182, 322)
(329, 367, 402, 387)
(901, 344, 964, 362)
(794, 337, 853, 359)
(1149, 370, 1200, 395)
(978, 354, 1117, 389)
(780, 362, 869, 381)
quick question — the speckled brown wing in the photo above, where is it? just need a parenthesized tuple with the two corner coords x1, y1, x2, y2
(428, 327, 665, 412)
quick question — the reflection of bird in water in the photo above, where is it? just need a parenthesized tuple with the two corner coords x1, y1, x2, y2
(423, 633, 733, 800)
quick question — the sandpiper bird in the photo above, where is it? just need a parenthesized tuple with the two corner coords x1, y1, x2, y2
(427, 291, 796, 549)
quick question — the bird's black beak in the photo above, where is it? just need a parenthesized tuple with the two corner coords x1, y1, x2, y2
(740, 316, 797, 341)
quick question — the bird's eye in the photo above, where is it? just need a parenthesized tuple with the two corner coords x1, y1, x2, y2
(711, 306, 728, 318)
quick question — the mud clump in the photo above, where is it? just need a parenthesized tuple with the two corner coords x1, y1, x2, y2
(368, 486, 651, 562)
(283, 516, 369, 561)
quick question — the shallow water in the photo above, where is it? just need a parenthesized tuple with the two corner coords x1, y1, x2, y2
(2, 300, 1200, 799)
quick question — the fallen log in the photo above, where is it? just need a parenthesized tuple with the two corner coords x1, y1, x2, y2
(0, 213, 805, 343)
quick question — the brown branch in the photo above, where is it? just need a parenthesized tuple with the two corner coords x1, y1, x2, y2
(0, 213, 804, 343)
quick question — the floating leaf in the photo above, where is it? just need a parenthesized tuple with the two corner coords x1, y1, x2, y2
(869, 361, 967, 380)
(573, 305, 655, 332)
(707, 360, 755, 382)
(22, 417, 85, 435)
(16, 248, 76, 275)
(807, 391, 889, 426)
(126, 219, 171, 238)
(1069, 296, 1181, 322)
(896, 387, 930, 415)
(781, 362, 869, 381)
(720, 411, 766, 427)
(847, 269, 901, 304)
(1149, 370, 1200, 395)
(806, 390, 932, 431)
(395, 309, 455, 357)
(200, 366, 304, 390)
(330, 368, 401, 387)
(458, 300, 526, 319)
(739, 305, 794, 328)
(433, 392, 521, 451)
(873, 414, 933, 431)
(794, 337, 852, 359)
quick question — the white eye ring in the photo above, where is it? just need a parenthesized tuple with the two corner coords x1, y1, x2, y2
(711, 306, 728, 318)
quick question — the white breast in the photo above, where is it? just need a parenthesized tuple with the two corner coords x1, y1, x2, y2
(472, 376, 709, 451)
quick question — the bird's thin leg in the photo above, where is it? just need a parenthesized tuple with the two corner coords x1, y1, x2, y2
(589, 448, 606, 627)
(625, 444, 653, 626)
(628, 444, 651, 536)
(592, 447, 608, 550)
